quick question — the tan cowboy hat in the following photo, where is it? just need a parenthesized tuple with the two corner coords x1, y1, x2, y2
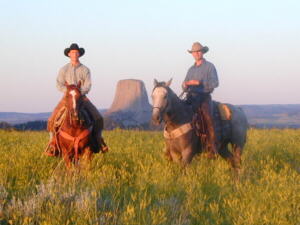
(187, 42, 209, 54)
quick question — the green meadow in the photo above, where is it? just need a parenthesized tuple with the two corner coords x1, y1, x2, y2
(0, 129, 299, 225)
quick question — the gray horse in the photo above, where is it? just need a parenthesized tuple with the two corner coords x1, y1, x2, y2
(151, 79, 248, 169)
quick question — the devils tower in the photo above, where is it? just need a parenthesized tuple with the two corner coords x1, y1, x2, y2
(104, 79, 152, 129)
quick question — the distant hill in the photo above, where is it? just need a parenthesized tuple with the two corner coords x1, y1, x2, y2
(0, 112, 50, 125)
(0, 105, 300, 130)
(0, 109, 107, 125)
(238, 104, 300, 128)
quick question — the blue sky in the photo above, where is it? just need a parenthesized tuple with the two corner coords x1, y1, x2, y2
(0, 0, 299, 112)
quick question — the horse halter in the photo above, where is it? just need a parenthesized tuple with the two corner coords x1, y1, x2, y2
(152, 101, 169, 114)
(152, 106, 163, 111)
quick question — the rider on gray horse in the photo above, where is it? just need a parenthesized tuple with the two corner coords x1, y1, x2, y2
(182, 42, 219, 156)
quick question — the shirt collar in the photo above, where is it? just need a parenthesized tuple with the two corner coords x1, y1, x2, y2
(69, 62, 82, 68)
(193, 58, 206, 67)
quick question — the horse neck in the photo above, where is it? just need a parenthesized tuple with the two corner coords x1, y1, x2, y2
(163, 90, 192, 130)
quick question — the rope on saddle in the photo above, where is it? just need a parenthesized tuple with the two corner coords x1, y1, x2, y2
(53, 106, 67, 156)
(54, 106, 67, 129)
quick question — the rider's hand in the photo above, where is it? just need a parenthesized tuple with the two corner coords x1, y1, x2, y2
(182, 82, 187, 91)
(185, 80, 200, 86)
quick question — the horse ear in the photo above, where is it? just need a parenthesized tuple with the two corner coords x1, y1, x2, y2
(153, 79, 158, 87)
(166, 78, 173, 87)
(77, 80, 81, 89)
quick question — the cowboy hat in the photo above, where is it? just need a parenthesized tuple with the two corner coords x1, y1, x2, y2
(64, 43, 85, 57)
(187, 42, 209, 54)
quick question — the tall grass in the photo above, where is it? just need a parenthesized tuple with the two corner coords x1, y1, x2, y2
(0, 129, 299, 225)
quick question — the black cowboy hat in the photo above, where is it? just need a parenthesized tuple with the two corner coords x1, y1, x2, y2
(64, 43, 85, 57)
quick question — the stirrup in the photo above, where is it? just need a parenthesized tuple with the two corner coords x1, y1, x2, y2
(101, 145, 109, 153)
(44, 142, 59, 157)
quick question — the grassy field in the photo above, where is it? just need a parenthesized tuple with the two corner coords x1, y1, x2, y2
(0, 129, 299, 225)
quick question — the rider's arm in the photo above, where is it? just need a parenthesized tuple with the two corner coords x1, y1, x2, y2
(203, 64, 219, 93)
(80, 68, 91, 95)
(56, 68, 67, 93)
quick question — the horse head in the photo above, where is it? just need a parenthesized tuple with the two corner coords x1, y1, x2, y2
(65, 81, 83, 121)
(151, 78, 173, 125)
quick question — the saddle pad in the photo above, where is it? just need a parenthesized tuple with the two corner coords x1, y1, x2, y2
(218, 103, 232, 120)
(213, 102, 231, 142)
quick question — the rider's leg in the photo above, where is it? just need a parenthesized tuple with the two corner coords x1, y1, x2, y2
(82, 97, 107, 152)
(201, 95, 218, 156)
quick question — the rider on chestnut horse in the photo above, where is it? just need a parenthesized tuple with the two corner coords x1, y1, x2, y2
(182, 42, 219, 157)
(45, 43, 107, 156)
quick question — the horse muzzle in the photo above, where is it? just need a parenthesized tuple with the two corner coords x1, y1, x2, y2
(152, 111, 162, 125)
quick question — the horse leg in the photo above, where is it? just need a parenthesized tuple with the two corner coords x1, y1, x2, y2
(231, 144, 242, 172)
(163, 145, 173, 161)
(169, 150, 182, 164)
(80, 147, 93, 170)
(181, 147, 195, 166)
(218, 142, 235, 168)
(62, 152, 72, 169)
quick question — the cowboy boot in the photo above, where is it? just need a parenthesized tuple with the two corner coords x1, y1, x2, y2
(91, 136, 108, 153)
(99, 137, 109, 153)
(206, 120, 218, 159)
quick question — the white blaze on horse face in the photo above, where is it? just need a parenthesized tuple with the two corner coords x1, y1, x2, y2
(152, 87, 167, 114)
(70, 90, 77, 110)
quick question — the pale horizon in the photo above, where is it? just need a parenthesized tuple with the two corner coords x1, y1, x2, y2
(1, 0, 299, 113)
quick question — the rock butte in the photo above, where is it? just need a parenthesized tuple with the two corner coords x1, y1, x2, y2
(105, 79, 152, 128)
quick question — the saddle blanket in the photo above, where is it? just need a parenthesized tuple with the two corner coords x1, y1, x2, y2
(213, 102, 232, 142)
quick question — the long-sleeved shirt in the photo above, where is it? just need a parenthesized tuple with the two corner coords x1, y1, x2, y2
(56, 63, 91, 95)
(184, 59, 219, 94)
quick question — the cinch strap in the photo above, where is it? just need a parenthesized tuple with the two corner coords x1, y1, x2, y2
(59, 126, 92, 161)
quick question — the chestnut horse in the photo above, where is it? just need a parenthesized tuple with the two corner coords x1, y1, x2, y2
(56, 82, 98, 168)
